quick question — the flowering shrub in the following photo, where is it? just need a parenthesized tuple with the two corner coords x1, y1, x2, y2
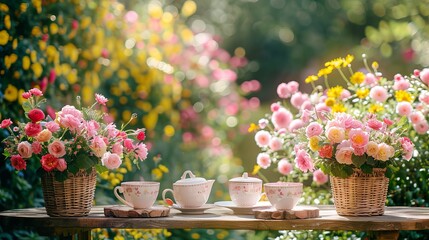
(1, 88, 148, 181)
(253, 54, 429, 180)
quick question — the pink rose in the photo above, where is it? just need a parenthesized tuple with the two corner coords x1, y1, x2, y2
(271, 108, 293, 129)
(135, 143, 148, 161)
(287, 81, 299, 94)
(90, 136, 107, 157)
(375, 143, 394, 161)
(277, 83, 290, 98)
(393, 79, 410, 90)
(111, 143, 123, 155)
(95, 93, 108, 105)
(270, 102, 281, 112)
(27, 109, 45, 123)
(256, 153, 271, 169)
(0, 119, 12, 128)
(277, 159, 292, 175)
(48, 140, 66, 158)
(22, 92, 32, 99)
(269, 137, 283, 151)
(17, 141, 33, 158)
(101, 152, 122, 170)
(40, 154, 59, 172)
(396, 101, 413, 116)
(419, 92, 429, 105)
(123, 138, 134, 151)
(305, 122, 323, 138)
(326, 126, 345, 144)
(367, 118, 383, 130)
(85, 120, 100, 138)
(335, 141, 353, 165)
(56, 158, 67, 172)
(288, 119, 305, 132)
(24, 122, 42, 137)
(290, 92, 308, 109)
(254, 130, 271, 147)
(45, 121, 60, 132)
(294, 149, 314, 173)
(29, 88, 43, 96)
(413, 121, 429, 134)
(408, 111, 425, 124)
(420, 68, 429, 85)
(369, 86, 388, 102)
(32, 141, 42, 154)
(364, 73, 378, 85)
(313, 169, 328, 185)
(348, 128, 369, 149)
(10, 155, 26, 170)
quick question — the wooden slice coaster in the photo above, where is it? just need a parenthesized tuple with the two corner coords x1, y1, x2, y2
(254, 206, 319, 220)
(104, 205, 170, 218)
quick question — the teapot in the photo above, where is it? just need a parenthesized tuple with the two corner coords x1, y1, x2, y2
(162, 170, 215, 208)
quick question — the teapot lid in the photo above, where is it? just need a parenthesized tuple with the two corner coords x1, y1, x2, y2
(174, 170, 207, 185)
(229, 172, 262, 183)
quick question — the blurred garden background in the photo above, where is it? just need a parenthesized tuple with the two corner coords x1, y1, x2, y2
(0, 0, 428, 239)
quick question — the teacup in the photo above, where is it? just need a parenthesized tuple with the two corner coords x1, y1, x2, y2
(114, 181, 160, 209)
(264, 182, 303, 210)
(162, 170, 215, 208)
(229, 172, 264, 207)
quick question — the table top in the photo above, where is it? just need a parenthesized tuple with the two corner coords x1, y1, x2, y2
(1, 205, 429, 232)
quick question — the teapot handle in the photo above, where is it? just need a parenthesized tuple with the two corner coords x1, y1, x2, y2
(181, 170, 195, 179)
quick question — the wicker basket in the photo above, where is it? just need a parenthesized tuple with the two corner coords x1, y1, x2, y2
(41, 168, 96, 217)
(330, 168, 389, 216)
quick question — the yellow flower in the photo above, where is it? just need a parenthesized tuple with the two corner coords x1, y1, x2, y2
(332, 103, 346, 113)
(343, 54, 354, 67)
(0, 3, 9, 12)
(327, 86, 343, 98)
(31, 62, 43, 78)
(158, 164, 169, 173)
(356, 88, 369, 99)
(325, 97, 336, 107)
(164, 125, 175, 137)
(22, 56, 31, 70)
(252, 164, 261, 175)
(0, 30, 9, 45)
(395, 90, 413, 102)
(50, 23, 59, 34)
(372, 61, 379, 70)
(317, 66, 333, 77)
(248, 123, 258, 132)
(152, 168, 163, 180)
(4, 15, 11, 29)
(308, 136, 320, 151)
(181, 0, 197, 17)
(20, 3, 27, 12)
(5, 54, 18, 69)
(369, 103, 384, 113)
(4, 84, 18, 102)
(350, 71, 365, 85)
(325, 57, 343, 68)
(305, 75, 318, 83)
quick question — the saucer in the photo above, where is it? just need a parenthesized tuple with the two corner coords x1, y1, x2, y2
(214, 201, 271, 215)
(171, 204, 214, 215)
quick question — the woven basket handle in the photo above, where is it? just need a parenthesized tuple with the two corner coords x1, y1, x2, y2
(114, 186, 134, 208)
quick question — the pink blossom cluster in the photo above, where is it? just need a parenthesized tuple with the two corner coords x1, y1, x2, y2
(1, 89, 148, 178)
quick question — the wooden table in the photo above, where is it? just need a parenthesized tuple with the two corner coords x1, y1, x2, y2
(1, 205, 429, 240)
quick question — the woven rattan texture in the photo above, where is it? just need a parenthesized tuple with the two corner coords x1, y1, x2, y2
(330, 168, 389, 216)
(41, 168, 96, 217)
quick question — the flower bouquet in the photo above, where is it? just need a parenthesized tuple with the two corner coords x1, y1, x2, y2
(1, 88, 148, 216)
(252, 54, 429, 215)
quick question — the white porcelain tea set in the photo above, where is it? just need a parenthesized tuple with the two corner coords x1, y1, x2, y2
(114, 170, 303, 215)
